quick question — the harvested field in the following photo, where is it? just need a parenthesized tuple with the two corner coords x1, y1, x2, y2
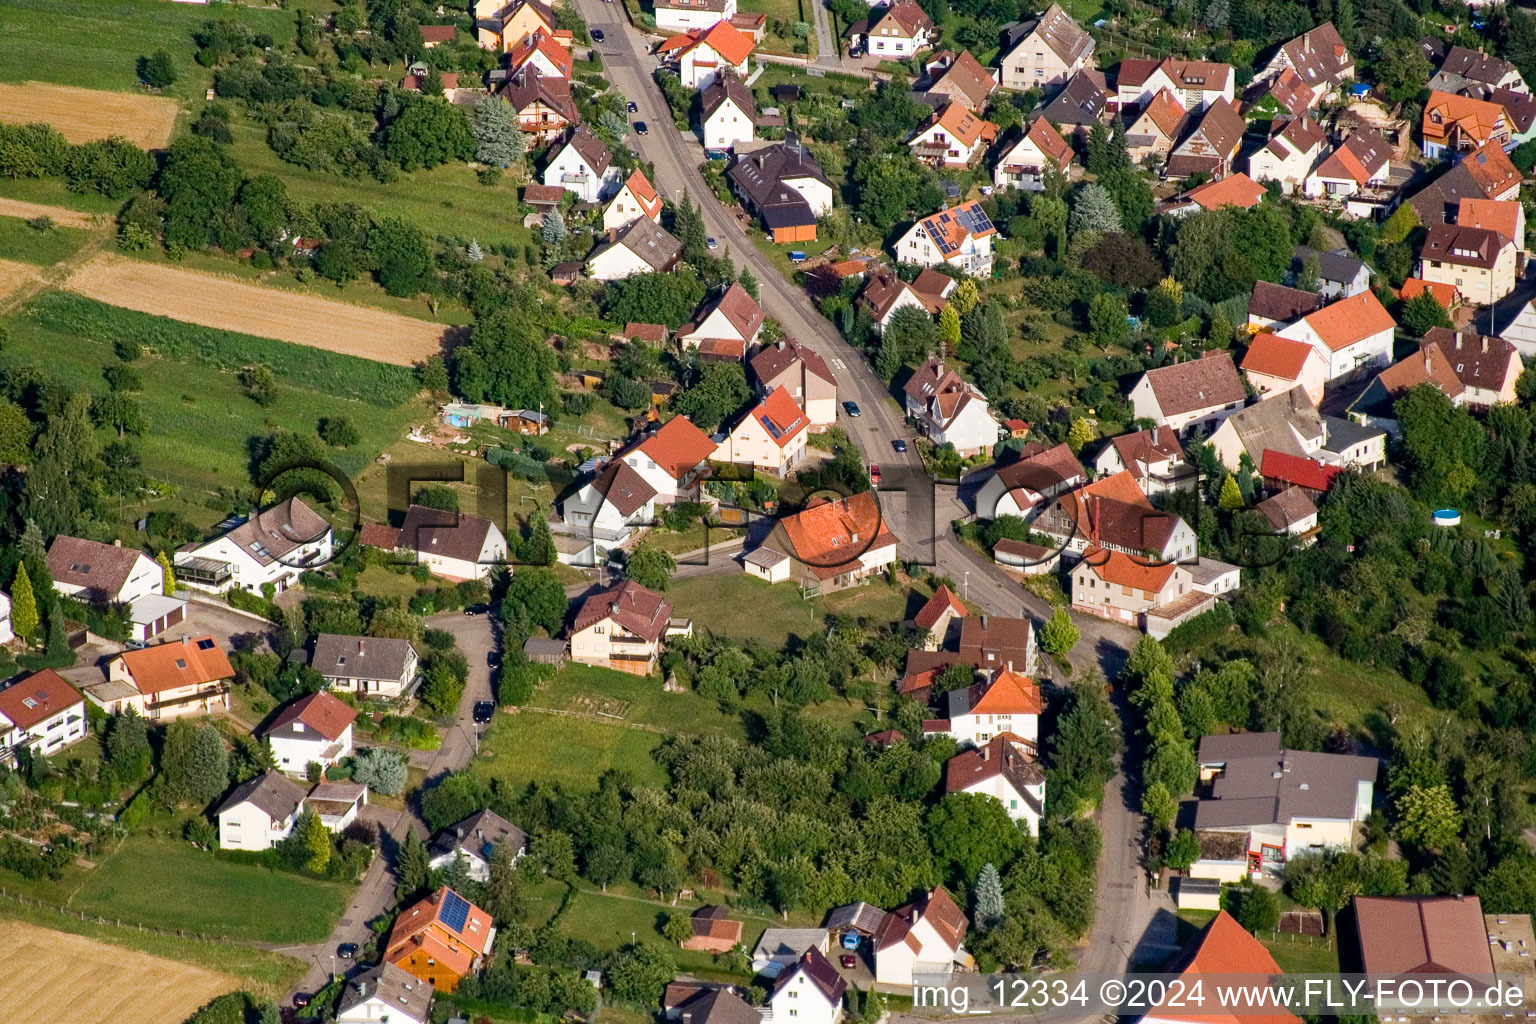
(0, 198, 103, 230)
(0, 918, 239, 1024)
(0, 81, 180, 149)
(0, 260, 41, 297)
(63, 254, 453, 366)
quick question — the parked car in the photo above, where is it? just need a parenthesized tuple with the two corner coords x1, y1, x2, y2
(634, 120, 648, 134)
(706, 236, 718, 249)
(473, 701, 496, 724)
(464, 603, 488, 615)
(869, 464, 880, 485)
(293, 994, 311, 1009)
(628, 100, 637, 112)
(591, 28, 605, 40)
(843, 401, 861, 417)
(892, 439, 908, 453)
(487, 651, 500, 667)
(788, 250, 806, 262)
(840, 954, 858, 969)
(338, 943, 358, 959)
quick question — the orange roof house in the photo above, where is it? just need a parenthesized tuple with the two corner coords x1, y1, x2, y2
(1149, 910, 1300, 1024)
(912, 584, 967, 648)
(509, 29, 573, 78)
(755, 490, 899, 594)
(1457, 197, 1524, 248)
(909, 102, 998, 168)
(1398, 277, 1459, 309)
(1422, 90, 1512, 156)
(1181, 172, 1267, 211)
(103, 635, 236, 720)
(1275, 289, 1397, 382)
(681, 906, 743, 953)
(385, 887, 495, 993)
(1239, 331, 1328, 404)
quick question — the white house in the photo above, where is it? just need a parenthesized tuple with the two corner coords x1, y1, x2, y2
(858, 1, 935, 58)
(974, 442, 1086, 520)
(701, 72, 755, 152)
(568, 579, 690, 675)
(585, 218, 682, 281)
(1259, 22, 1354, 110)
(857, 266, 950, 333)
(216, 771, 307, 851)
(1032, 472, 1199, 565)
(992, 117, 1073, 192)
(174, 497, 333, 594)
(308, 781, 368, 833)
(1116, 57, 1235, 114)
(996, 4, 1096, 91)
(313, 634, 420, 700)
(749, 339, 838, 431)
(873, 887, 969, 987)
(657, 20, 755, 90)
(1126, 353, 1246, 436)
(943, 733, 1045, 834)
(768, 948, 846, 1024)
(927, 668, 1041, 748)
(908, 102, 997, 169)
(894, 201, 997, 277)
(0, 670, 87, 763)
(616, 415, 719, 504)
(559, 459, 658, 556)
(678, 282, 765, 360)
(338, 963, 434, 1024)
(429, 809, 529, 882)
(601, 169, 663, 233)
(1275, 289, 1397, 382)
(1303, 128, 1392, 201)
(395, 504, 509, 581)
(265, 690, 357, 774)
(714, 386, 809, 476)
(652, 0, 736, 34)
(48, 536, 163, 606)
(903, 357, 997, 458)
(1093, 426, 1191, 497)
(541, 125, 621, 204)
(1246, 116, 1326, 194)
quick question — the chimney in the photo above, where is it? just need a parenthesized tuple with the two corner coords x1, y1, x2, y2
(1483, 335, 1489, 353)
(777, 339, 785, 350)
(113, 539, 122, 547)
(358, 638, 365, 654)
(1425, 350, 1433, 373)
(181, 634, 189, 646)
(1304, 32, 1311, 53)
(980, 614, 989, 630)
(358, 981, 369, 999)
(611, 602, 622, 615)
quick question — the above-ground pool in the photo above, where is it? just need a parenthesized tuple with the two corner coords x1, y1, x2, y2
(1433, 509, 1462, 527)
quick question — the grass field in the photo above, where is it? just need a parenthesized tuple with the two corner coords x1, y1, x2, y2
(527, 663, 748, 737)
(0, 0, 294, 99)
(0, 179, 121, 218)
(739, 0, 817, 57)
(3, 293, 427, 491)
(665, 573, 920, 646)
(475, 710, 670, 791)
(0, 214, 92, 265)
(0, 81, 179, 148)
(0, 918, 242, 1024)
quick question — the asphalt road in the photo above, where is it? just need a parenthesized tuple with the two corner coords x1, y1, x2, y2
(581, 0, 1151, 989)
(277, 609, 497, 1005)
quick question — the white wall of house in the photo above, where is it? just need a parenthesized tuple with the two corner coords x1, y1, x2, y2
(1248, 140, 1320, 193)
(2, 702, 87, 758)
(218, 801, 298, 851)
(1127, 376, 1243, 435)
(923, 400, 998, 456)
(1276, 320, 1395, 382)
(874, 916, 958, 987)
(783, 176, 834, 216)
(680, 45, 749, 89)
(769, 966, 843, 1024)
(704, 98, 755, 151)
(406, 527, 508, 582)
(55, 551, 163, 605)
(956, 774, 1044, 834)
(894, 223, 993, 276)
(945, 708, 1038, 748)
(542, 148, 619, 203)
(586, 243, 659, 281)
(338, 993, 427, 1024)
(601, 186, 660, 233)
(713, 416, 807, 475)
(270, 722, 354, 774)
(655, 4, 732, 33)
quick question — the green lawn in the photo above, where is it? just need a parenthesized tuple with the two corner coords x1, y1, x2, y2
(739, 0, 816, 57)
(0, 176, 126, 216)
(0, 214, 92, 265)
(527, 662, 747, 738)
(665, 573, 926, 647)
(2, 293, 428, 493)
(473, 711, 670, 792)
(0, 0, 293, 99)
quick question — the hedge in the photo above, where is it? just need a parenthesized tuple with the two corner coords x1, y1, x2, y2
(24, 292, 419, 407)
(1161, 600, 1235, 656)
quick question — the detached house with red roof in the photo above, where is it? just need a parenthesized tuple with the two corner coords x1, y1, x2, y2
(904, 357, 998, 458)
(856, 0, 935, 58)
(1418, 221, 1519, 307)
(873, 887, 969, 986)
(908, 102, 998, 169)
(1093, 425, 1193, 496)
(714, 386, 809, 476)
(1240, 332, 1329, 405)
(1141, 910, 1300, 1024)
(602, 169, 664, 234)
(747, 491, 897, 595)
(543, 124, 622, 204)
(1248, 116, 1327, 194)
(1071, 546, 1211, 637)
(1124, 89, 1188, 165)
(509, 29, 573, 79)
(975, 442, 1086, 519)
(1458, 196, 1525, 250)
(912, 584, 967, 649)
(96, 635, 234, 721)
(0, 670, 86, 763)
(1274, 289, 1397, 382)
(558, 459, 658, 561)
(1422, 90, 1512, 159)
(894, 201, 997, 277)
(1160, 172, 1267, 217)
(265, 690, 357, 774)
(1127, 352, 1247, 435)
(944, 733, 1045, 832)
(385, 887, 496, 993)
(1352, 329, 1521, 428)
(1034, 472, 1198, 565)
(658, 19, 755, 89)
(1116, 58, 1235, 115)
(750, 338, 838, 430)
(174, 497, 333, 594)
(617, 415, 718, 504)
(998, 4, 1095, 91)
(679, 282, 766, 360)
(992, 116, 1073, 191)
(1302, 127, 1392, 209)
(568, 579, 689, 674)
(929, 667, 1042, 747)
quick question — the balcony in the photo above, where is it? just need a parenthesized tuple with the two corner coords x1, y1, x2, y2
(145, 685, 230, 715)
(173, 556, 233, 588)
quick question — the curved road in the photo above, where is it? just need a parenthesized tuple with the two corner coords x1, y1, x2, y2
(580, 0, 1152, 987)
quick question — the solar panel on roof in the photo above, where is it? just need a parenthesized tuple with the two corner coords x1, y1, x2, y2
(440, 890, 471, 932)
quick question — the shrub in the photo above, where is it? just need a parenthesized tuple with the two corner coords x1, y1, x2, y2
(352, 747, 409, 795)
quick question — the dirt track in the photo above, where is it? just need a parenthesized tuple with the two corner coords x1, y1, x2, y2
(0, 198, 102, 230)
(0, 81, 180, 149)
(0, 919, 239, 1024)
(62, 254, 452, 366)
(0, 260, 40, 299)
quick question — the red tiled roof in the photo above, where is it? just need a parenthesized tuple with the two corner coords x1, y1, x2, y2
(913, 584, 967, 631)
(116, 636, 234, 695)
(0, 670, 83, 731)
(780, 491, 895, 575)
(1025, 116, 1073, 169)
(359, 523, 401, 550)
(1261, 450, 1343, 491)
(1397, 278, 1458, 308)
(420, 25, 457, 43)
(1298, 291, 1396, 352)
(1153, 911, 1298, 1024)
(1241, 332, 1315, 381)
(1461, 140, 1522, 197)
(572, 579, 674, 641)
(1079, 544, 1177, 592)
(752, 386, 809, 449)
(1184, 172, 1266, 210)
(1423, 90, 1508, 145)
(630, 416, 717, 480)
(267, 690, 357, 742)
(1457, 198, 1521, 241)
(966, 668, 1041, 715)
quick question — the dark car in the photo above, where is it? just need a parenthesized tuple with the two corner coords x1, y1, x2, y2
(840, 954, 857, 969)
(843, 401, 861, 417)
(463, 603, 488, 615)
(591, 28, 605, 40)
(473, 701, 496, 724)
(628, 100, 638, 112)
(338, 943, 358, 959)
(487, 651, 500, 667)
(635, 120, 648, 135)
(892, 439, 908, 453)
(293, 994, 311, 1009)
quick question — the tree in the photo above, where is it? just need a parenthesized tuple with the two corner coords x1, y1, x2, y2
(0, 400, 34, 465)
(483, 840, 525, 924)
(880, 305, 939, 379)
(140, 49, 177, 89)
(156, 550, 177, 594)
(739, 267, 760, 301)
(1207, 309, 1234, 349)
(853, 154, 943, 233)
(420, 354, 450, 394)
(1394, 783, 1462, 850)
(541, 207, 567, 249)
(1069, 182, 1121, 237)
(1401, 291, 1452, 335)
(11, 563, 38, 640)
(1048, 682, 1121, 810)
(1231, 882, 1279, 934)
(1146, 277, 1185, 328)
(974, 862, 1004, 931)
(238, 364, 277, 406)
(1088, 292, 1129, 350)
(413, 484, 459, 512)
(238, 175, 293, 251)
(297, 810, 331, 873)
(626, 542, 676, 591)
(396, 830, 431, 900)
(1297, 250, 1321, 293)
(520, 513, 557, 567)
(938, 305, 961, 353)
(950, 278, 979, 316)
(1374, 38, 1432, 103)
(502, 567, 567, 636)
(369, 218, 434, 296)
(603, 943, 677, 1006)
(1038, 606, 1079, 658)
(1099, 167, 1154, 233)
(1380, 202, 1420, 245)
(319, 416, 361, 447)
(1142, 781, 1177, 832)
(673, 362, 751, 432)
(383, 98, 474, 171)
(1067, 418, 1096, 453)
(1165, 829, 1201, 871)
(661, 910, 694, 945)
(352, 747, 408, 795)
(474, 95, 525, 167)
(454, 307, 559, 411)
(157, 136, 242, 250)
(106, 706, 151, 780)
(928, 792, 1023, 884)
(1218, 474, 1246, 511)
(161, 720, 229, 805)
(673, 194, 708, 265)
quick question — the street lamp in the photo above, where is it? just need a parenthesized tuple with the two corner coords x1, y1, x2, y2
(963, 571, 969, 600)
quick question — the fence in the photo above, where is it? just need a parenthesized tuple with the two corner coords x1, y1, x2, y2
(0, 886, 260, 948)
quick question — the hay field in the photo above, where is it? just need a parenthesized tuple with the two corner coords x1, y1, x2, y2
(0, 81, 180, 149)
(0, 198, 102, 230)
(0, 260, 41, 297)
(0, 919, 239, 1024)
(63, 254, 452, 366)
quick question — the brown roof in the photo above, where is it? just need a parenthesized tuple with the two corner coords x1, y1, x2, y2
(1122, 57, 1232, 91)
(267, 690, 358, 743)
(860, 267, 938, 321)
(1376, 329, 1519, 402)
(572, 579, 674, 642)
(990, 441, 1086, 501)
(116, 636, 234, 695)
(870, 0, 934, 40)
(503, 66, 577, 124)
(1007, 3, 1094, 67)
(591, 459, 658, 516)
(690, 905, 744, 943)
(1421, 222, 1511, 271)
(623, 322, 667, 343)
(1278, 22, 1352, 92)
(420, 25, 458, 43)
(1353, 896, 1495, 979)
(913, 584, 967, 632)
(397, 504, 500, 563)
(1022, 116, 1074, 169)
(312, 634, 417, 682)
(1249, 281, 1323, 323)
(773, 947, 847, 1005)
(47, 536, 151, 599)
(873, 886, 968, 954)
(593, 217, 682, 273)
(1179, 97, 1245, 157)
(1249, 67, 1310, 118)
(1109, 425, 1183, 477)
(750, 338, 836, 391)
(1440, 45, 1520, 88)
(1257, 487, 1317, 530)
(0, 670, 83, 730)
(944, 732, 1044, 801)
(523, 183, 566, 205)
(1138, 89, 1188, 139)
(957, 615, 1034, 671)
(671, 987, 763, 1024)
(1266, 115, 1326, 160)
(359, 523, 401, 550)
(561, 124, 611, 175)
(223, 497, 331, 566)
(1045, 477, 1184, 555)
(1140, 352, 1245, 416)
(1041, 68, 1110, 126)
(1489, 87, 1536, 134)
(904, 356, 989, 428)
(927, 50, 996, 110)
(698, 282, 764, 341)
(215, 771, 306, 821)
(702, 71, 756, 122)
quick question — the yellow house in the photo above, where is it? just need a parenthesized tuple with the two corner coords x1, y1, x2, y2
(1419, 221, 1518, 307)
(479, 0, 561, 51)
(92, 635, 234, 721)
(567, 580, 690, 676)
